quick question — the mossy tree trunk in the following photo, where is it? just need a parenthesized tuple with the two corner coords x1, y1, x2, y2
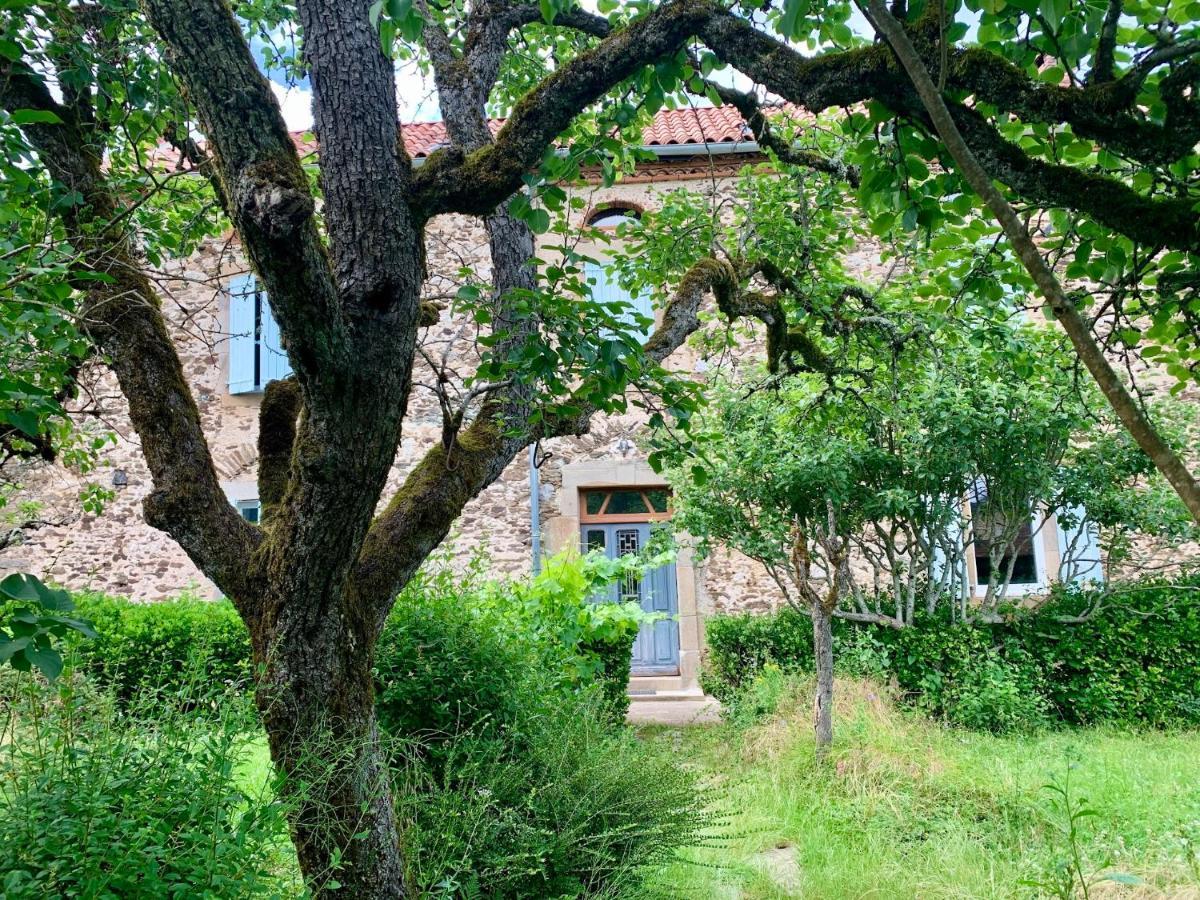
(249, 585, 405, 896)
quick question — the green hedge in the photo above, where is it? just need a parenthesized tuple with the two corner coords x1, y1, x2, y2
(72, 594, 253, 700)
(69, 561, 639, 723)
(703, 577, 1200, 730)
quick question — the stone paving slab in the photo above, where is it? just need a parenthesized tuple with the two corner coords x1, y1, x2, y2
(626, 698, 722, 726)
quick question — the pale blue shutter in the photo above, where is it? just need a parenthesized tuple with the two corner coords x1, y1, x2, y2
(1057, 505, 1104, 585)
(586, 262, 655, 343)
(260, 299, 293, 385)
(227, 274, 258, 394)
(929, 515, 967, 593)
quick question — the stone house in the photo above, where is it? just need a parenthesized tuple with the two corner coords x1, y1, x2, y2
(7, 106, 1111, 697)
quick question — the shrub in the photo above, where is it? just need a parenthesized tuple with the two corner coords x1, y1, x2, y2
(394, 691, 708, 898)
(0, 674, 292, 898)
(498, 551, 658, 723)
(702, 576, 1200, 731)
(70, 593, 252, 700)
(700, 606, 813, 702)
(69, 550, 647, 719)
(938, 648, 1050, 733)
(373, 563, 563, 751)
(1013, 579, 1200, 726)
(377, 558, 710, 898)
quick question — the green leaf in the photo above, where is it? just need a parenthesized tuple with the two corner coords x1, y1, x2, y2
(0, 573, 41, 603)
(1039, 0, 1067, 30)
(9, 109, 63, 126)
(1102, 873, 1144, 886)
(528, 207, 551, 235)
(25, 646, 63, 682)
(0, 636, 30, 664)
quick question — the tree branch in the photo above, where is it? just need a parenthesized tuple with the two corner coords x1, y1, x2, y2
(296, 0, 424, 314)
(699, 75, 861, 187)
(697, 8, 1200, 250)
(141, 0, 348, 395)
(257, 377, 302, 521)
(1090, 0, 1122, 84)
(860, 0, 1200, 524)
(409, 0, 710, 218)
(0, 55, 262, 602)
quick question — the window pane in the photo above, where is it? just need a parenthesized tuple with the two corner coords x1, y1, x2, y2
(585, 529, 606, 552)
(606, 490, 649, 515)
(616, 529, 641, 600)
(973, 516, 1037, 585)
(585, 491, 606, 515)
(646, 489, 670, 513)
(236, 501, 260, 524)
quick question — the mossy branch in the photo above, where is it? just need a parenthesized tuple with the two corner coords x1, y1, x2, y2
(257, 378, 303, 521)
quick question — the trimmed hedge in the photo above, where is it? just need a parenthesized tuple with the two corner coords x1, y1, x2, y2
(72, 594, 253, 699)
(703, 577, 1200, 730)
(70, 572, 637, 722)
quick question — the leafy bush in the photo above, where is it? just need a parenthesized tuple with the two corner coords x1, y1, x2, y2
(703, 576, 1200, 731)
(373, 562, 562, 751)
(377, 554, 709, 898)
(496, 550, 661, 722)
(394, 690, 708, 898)
(71, 593, 252, 700)
(939, 648, 1051, 733)
(0, 674, 292, 898)
(0, 573, 96, 682)
(1012, 580, 1200, 727)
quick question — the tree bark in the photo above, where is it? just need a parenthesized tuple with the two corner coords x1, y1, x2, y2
(812, 605, 834, 755)
(250, 590, 405, 899)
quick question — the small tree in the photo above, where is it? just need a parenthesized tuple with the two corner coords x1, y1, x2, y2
(658, 314, 1131, 749)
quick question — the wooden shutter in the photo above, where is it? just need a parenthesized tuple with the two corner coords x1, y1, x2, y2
(260, 297, 294, 385)
(227, 274, 258, 394)
(1056, 504, 1104, 585)
(586, 261, 654, 343)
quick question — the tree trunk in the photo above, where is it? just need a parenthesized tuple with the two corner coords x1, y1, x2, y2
(812, 605, 834, 755)
(251, 591, 406, 899)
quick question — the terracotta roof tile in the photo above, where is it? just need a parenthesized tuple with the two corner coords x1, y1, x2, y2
(148, 105, 766, 169)
(397, 105, 756, 157)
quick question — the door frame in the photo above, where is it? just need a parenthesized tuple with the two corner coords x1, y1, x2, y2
(541, 459, 705, 692)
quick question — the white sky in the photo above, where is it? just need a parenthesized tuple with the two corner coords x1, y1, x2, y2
(263, 5, 884, 133)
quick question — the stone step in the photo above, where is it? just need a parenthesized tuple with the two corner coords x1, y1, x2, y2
(628, 689, 710, 702)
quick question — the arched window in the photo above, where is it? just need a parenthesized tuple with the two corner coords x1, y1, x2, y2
(586, 204, 641, 229)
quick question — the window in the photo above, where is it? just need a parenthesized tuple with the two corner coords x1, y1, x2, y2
(235, 499, 261, 524)
(228, 274, 292, 394)
(586, 205, 640, 229)
(579, 488, 671, 523)
(968, 480, 1043, 594)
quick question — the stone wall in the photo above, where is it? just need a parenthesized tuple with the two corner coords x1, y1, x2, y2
(3, 163, 791, 614)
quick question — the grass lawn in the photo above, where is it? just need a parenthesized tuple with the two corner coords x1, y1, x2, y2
(634, 680, 1200, 900)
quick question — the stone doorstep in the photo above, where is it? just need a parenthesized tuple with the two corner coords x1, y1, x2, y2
(627, 673, 688, 694)
(628, 689, 711, 703)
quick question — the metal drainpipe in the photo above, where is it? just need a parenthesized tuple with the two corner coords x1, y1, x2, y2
(529, 444, 542, 575)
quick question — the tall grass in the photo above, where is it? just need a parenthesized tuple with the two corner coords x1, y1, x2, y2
(635, 677, 1200, 899)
